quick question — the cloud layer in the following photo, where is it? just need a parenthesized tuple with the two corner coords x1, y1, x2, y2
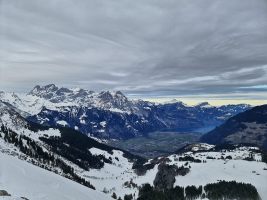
(1, 0, 267, 100)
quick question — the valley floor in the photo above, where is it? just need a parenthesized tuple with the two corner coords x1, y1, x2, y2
(108, 131, 200, 158)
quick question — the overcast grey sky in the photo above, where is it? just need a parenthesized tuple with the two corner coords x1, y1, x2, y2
(1, 0, 267, 103)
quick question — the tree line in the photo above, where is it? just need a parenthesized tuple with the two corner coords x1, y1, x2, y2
(136, 181, 260, 200)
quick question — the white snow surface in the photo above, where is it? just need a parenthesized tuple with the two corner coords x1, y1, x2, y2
(0, 152, 112, 200)
(84, 146, 267, 199)
(0, 93, 75, 116)
(171, 148, 267, 199)
(0, 91, 135, 116)
(56, 120, 68, 126)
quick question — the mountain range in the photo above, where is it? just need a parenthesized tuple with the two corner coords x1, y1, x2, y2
(0, 84, 250, 140)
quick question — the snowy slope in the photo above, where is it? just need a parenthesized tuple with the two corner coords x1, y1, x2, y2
(0, 152, 111, 200)
(1, 134, 266, 199)
(69, 144, 267, 199)
(171, 147, 267, 199)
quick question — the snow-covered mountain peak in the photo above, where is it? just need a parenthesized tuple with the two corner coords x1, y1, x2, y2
(174, 101, 188, 108)
(28, 84, 130, 108)
(97, 91, 113, 100)
(96, 90, 131, 110)
(30, 84, 59, 95)
(114, 90, 124, 96)
(26, 84, 141, 115)
(196, 102, 213, 108)
(97, 90, 127, 99)
(164, 99, 186, 105)
(29, 84, 79, 103)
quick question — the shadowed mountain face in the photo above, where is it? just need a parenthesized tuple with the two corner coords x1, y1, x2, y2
(201, 105, 267, 150)
(1, 84, 251, 140)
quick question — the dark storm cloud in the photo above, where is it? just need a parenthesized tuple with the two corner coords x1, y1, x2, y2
(1, 0, 267, 99)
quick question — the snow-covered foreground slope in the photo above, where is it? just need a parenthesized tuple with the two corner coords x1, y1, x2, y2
(0, 152, 111, 200)
(1, 127, 266, 199)
(69, 145, 267, 199)
(171, 150, 267, 198)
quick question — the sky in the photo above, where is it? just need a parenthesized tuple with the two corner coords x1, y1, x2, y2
(0, 0, 267, 105)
